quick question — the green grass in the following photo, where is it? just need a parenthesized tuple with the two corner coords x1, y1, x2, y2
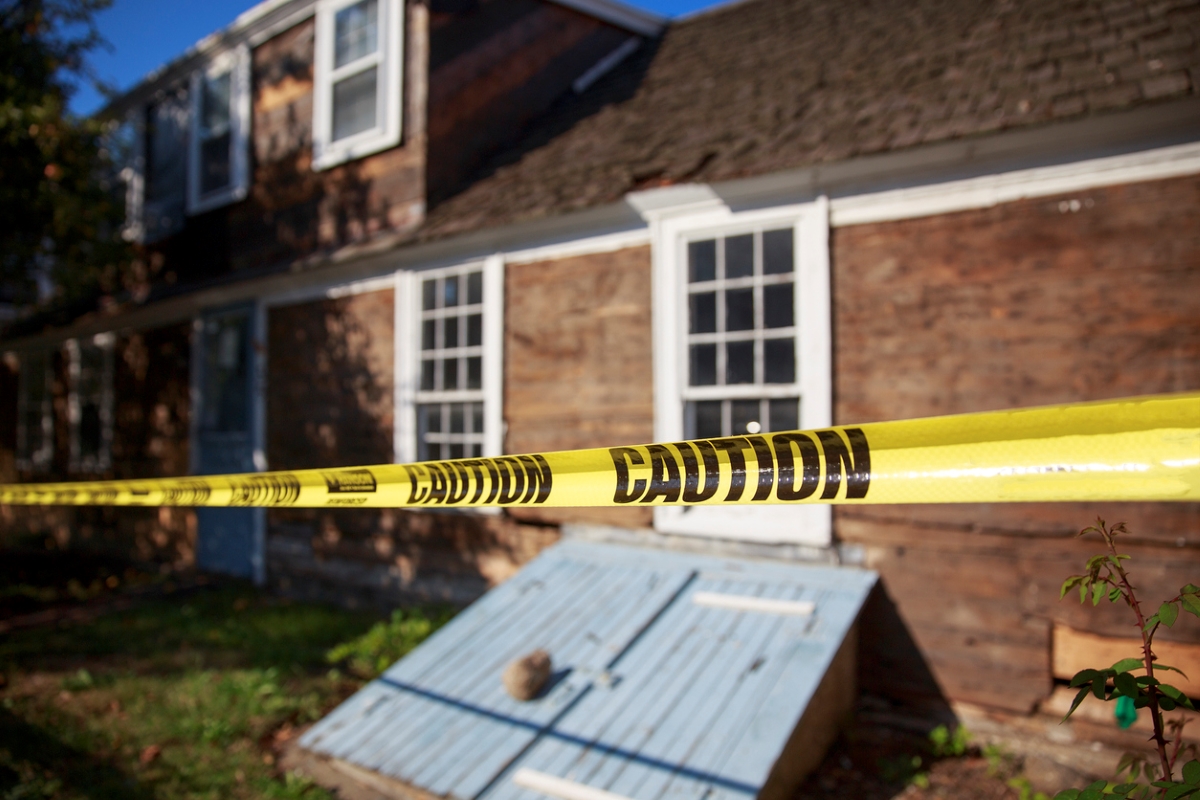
(0, 583, 452, 799)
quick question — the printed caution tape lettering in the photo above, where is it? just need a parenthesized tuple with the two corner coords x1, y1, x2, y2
(1, 393, 1197, 510)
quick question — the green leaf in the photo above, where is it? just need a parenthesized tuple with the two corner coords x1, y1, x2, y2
(1092, 675, 1108, 700)
(1136, 675, 1160, 686)
(1061, 576, 1084, 599)
(1160, 601, 1180, 628)
(1184, 760, 1200, 785)
(1113, 785, 1138, 795)
(1181, 584, 1200, 595)
(1053, 792, 1080, 800)
(1079, 780, 1108, 800)
(1080, 583, 1089, 604)
(1112, 658, 1143, 674)
(1070, 669, 1101, 687)
(1161, 695, 1178, 711)
(1063, 686, 1091, 721)
(1163, 783, 1199, 800)
(1114, 672, 1139, 698)
(1159, 683, 1196, 710)
(1145, 613, 1160, 631)
(1093, 583, 1106, 606)
(1108, 586, 1123, 603)
(1181, 593, 1200, 618)
(1155, 664, 1188, 678)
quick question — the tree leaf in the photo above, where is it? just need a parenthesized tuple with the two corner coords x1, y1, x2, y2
(1181, 593, 1200, 618)
(1093, 583, 1106, 606)
(1092, 675, 1107, 701)
(1161, 695, 1178, 711)
(1061, 577, 1083, 599)
(1145, 613, 1160, 631)
(1184, 760, 1200, 785)
(1063, 686, 1091, 721)
(1160, 601, 1180, 628)
(1155, 664, 1188, 678)
(1163, 783, 1199, 800)
(1053, 792, 1080, 800)
(1070, 669, 1100, 687)
(1109, 586, 1123, 603)
(1114, 672, 1138, 698)
(1079, 780, 1109, 800)
(1181, 584, 1200, 595)
(1136, 675, 1160, 686)
(1159, 683, 1196, 710)
(1111, 658, 1143, 674)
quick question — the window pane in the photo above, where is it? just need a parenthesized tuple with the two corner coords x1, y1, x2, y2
(443, 316, 459, 349)
(471, 403, 483, 433)
(725, 234, 753, 278)
(421, 404, 441, 434)
(763, 282, 794, 328)
(725, 288, 753, 332)
(466, 313, 482, 346)
(202, 314, 249, 433)
(449, 404, 464, 433)
(422, 279, 436, 310)
(443, 358, 459, 390)
(334, 0, 379, 69)
(731, 400, 760, 435)
(332, 67, 377, 142)
(200, 132, 232, 195)
(467, 271, 483, 304)
(449, 443, 464, 459)
(444, 275, 459, 307)
(688, 240, 716, 283)
(421, 359, 435, 390)
(769, 398, 799, 432)
(201, 71, 232, 134)
(763, 228, 793, 274)
(693, 400, 722, 439)
(726, 341, 754, 384)
(764, 338, 795, 384)
(466, 356, 481, 389)
(689, 292, 716, 334)
(422, 319, 435, 350)
(689, 343, 716, 386)
(80, 401, 103, 459)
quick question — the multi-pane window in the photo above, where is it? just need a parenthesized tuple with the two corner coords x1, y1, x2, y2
(313, 0, 403, 170)
(142, 85, 189, 241)
(684, 228, 801, 438)
(416, 269, 485, 460)
(68, 338, 114, 473)
(17, 351, 52, 472)
(188, 46, 250, 214)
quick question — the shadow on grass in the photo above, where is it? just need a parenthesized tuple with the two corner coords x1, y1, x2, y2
(0, 584, 382, 676)
(0, 707, 157, 800)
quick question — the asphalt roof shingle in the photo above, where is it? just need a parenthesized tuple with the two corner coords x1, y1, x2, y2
(422, 0, 1199, 238)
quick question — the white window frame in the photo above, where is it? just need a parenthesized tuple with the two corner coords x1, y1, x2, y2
(312, 0, 404, 171)
(651, 197, 832, 546)
(187, 45, 252, 215)
(16, 350, 54, 473)
(67, 334, 115, 474)
(395, 255, 504, 466)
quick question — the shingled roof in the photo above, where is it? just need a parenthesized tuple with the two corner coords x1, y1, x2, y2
(422, 0, 1199, 239)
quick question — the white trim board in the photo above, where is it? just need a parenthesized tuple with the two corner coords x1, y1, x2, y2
(503, 227, 650, 265)
(829, 140, 1200, 227)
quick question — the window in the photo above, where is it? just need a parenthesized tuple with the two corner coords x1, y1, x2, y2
(652, 199, 832, 546)
(142, 83, 190, 242)
(67, 336, 114, 473)
(188, 46, 251, 214)
(312, 0, 404, 170)
(16, 351, 53, 472)
(395, 257, 503, 464)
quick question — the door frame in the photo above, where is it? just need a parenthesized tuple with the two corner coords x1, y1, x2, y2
(189, 300, 268, 584)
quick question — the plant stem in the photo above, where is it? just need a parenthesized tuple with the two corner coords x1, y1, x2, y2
(1101, 528, 1172, 783)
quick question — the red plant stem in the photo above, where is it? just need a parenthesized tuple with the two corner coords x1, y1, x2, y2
(1103, 528, 1172, 783)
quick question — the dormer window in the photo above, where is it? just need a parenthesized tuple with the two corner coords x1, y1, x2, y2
(312, 0, 404, 170)
(187, 46, 251, 214)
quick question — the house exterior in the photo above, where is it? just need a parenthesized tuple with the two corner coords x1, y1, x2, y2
(2, 0, 1199, 734)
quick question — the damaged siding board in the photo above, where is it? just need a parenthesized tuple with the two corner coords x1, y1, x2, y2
(299, 541, 875, 800)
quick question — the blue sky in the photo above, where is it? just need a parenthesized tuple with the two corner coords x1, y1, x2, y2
(68, 0, 724, 116)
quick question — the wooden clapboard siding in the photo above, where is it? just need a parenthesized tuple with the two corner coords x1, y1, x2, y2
(832, 173, 1200, 712)
(504, 245, 655, 529)
(1053, 625, 1200, 698)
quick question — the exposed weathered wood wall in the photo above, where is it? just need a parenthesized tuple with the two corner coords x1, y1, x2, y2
(832, 174, 1200, 712)
(504, 245, 656, 529)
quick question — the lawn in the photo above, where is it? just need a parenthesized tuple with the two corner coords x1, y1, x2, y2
(0, 551, 452, 799)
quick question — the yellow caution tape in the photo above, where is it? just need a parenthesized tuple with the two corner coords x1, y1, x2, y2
(1, 393, 1197, 509)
